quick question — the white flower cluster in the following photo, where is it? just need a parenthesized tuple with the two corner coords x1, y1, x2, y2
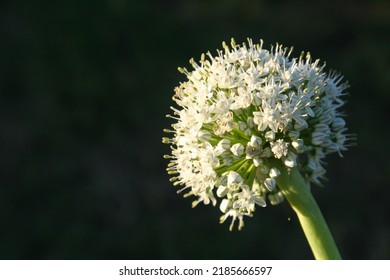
(163, 39, 351, 230)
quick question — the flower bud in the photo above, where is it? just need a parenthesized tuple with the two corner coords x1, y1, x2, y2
(311, 131, 326, 145)
(250, 135, 263, 147)
(292, 139, 305, 153)
(217, 139, 231, 150)
(332, 117, 346, 131)
(284, 152, 297, 168)
(288, 130, 300, 140)
(230, 143, 245, 156)
(220, 199, 232, 213)
(264, 178, 276, 192)
(269, 167, 281, 178)
(227, 171, 243, 185)
(265, 130, 275, 141)
(217, 185, 229, 198)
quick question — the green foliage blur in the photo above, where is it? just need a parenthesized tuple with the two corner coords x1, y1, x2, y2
(0, 0, 389, 259)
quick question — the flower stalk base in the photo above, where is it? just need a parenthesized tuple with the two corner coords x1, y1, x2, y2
(275, 164, 342, 260)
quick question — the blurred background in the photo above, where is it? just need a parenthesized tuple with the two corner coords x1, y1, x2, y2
(0, 0, 389, 259)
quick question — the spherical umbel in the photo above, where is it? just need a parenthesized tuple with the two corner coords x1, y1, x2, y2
(163, 38, 352, 230)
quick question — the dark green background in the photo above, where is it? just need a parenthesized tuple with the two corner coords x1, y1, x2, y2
(1, 0, 389, 259)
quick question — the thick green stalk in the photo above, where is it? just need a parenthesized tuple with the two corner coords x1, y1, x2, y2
(275, 165, 342, 260)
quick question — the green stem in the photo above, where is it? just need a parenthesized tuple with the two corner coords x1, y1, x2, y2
(275, 165, 342, 260)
